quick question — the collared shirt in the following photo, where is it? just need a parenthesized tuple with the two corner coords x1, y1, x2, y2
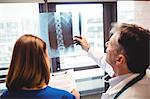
(108, 73, 133, 87)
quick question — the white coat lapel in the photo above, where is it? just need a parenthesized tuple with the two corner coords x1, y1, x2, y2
(101, 74, 139, 99)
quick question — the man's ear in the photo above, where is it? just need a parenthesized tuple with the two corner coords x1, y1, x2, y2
(116, 54, 126, 65)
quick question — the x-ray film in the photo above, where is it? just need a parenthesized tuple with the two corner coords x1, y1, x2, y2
(39, 12, 82, 58)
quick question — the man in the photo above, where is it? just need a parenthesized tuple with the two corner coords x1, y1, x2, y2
(74, 23, 150, 99)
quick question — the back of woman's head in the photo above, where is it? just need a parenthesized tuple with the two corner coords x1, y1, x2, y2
(6, 34, 50, 91)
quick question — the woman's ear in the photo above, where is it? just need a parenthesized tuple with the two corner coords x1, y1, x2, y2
(116, 54, 126, 65)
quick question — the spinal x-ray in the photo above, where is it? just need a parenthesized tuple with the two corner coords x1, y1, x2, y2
(39, 12, 81, 58)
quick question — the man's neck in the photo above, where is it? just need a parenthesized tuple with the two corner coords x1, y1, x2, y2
(114, 65, 131, 76)
(115, 71, 132, 76)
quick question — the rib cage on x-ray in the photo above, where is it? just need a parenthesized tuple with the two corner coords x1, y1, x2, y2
(48, 12, 73, 50)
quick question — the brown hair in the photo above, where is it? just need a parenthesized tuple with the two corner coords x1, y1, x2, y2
(114, 23, 150, 73)
(6, 34, 50, 91)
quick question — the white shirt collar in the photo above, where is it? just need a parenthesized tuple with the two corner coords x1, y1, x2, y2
(108, 73, 133, 87)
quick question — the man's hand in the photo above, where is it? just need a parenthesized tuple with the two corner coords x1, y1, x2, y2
(73, 36, 90, 52)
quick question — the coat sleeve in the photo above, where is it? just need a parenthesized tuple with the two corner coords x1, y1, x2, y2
(87, 48, 114, 77)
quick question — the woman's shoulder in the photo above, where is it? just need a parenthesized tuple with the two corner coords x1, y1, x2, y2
(1, 90, 9, 98)
(46, 86, 75, 99)
(1, 87, 75, 99)
(45, 86, 72, 95)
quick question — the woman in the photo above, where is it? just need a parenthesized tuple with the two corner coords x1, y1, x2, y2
(1, 34, 80, 99)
